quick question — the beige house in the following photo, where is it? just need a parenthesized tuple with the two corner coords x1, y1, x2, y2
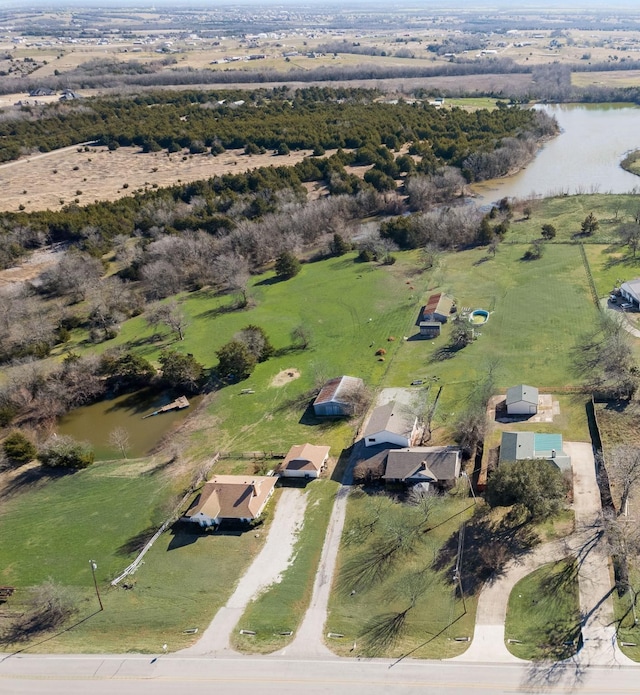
(363, 401, 420, 448)
(280, 443, 330, 479)
(182, 475, 277, 527)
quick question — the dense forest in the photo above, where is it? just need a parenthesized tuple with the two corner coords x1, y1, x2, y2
(1, 87, 549, 164)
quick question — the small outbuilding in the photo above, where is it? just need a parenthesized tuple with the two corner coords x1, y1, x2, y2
(505, 384, 539, 416)
(313, 375, 364, 417)
(418, 293, 454, 324)
(363, 401, 420, 448)
(280, 443, 330, 479)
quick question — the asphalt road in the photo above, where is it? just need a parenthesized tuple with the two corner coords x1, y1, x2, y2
(2, 653, 640, 694)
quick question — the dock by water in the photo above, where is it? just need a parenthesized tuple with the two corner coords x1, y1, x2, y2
(142, 396, 190, 419)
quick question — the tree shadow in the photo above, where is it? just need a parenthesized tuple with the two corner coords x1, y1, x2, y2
(117, 526, 158, 557)
(254, 276, 282, 287)
(430, 343, 465, 362)
(520, 657, 587, 693)
(473, 255, 492, 266)
(195, 300, 246, 320)
(434, 512, 539, 596)
(0, 465, 75, 502)
(0, 609, 102, 658)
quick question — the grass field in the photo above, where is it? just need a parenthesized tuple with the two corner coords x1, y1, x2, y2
(505, 558, 581, 660)
(0, 459, 281, 652)
(232, 479, 339, 654)
(389, 243, 597, 441)
(325, 490, 477, 659)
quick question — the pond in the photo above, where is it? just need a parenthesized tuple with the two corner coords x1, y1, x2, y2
(57, 389, 201, 461)
(472, 103, 640, 204)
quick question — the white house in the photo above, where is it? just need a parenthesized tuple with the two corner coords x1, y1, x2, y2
(505, 384, 539, 416)
(280, 443, 330, 479)
(363, 401, 420, 448)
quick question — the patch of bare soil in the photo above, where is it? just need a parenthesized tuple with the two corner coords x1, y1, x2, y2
(0, 146, 324, 213)
(271, 368, 301, 387)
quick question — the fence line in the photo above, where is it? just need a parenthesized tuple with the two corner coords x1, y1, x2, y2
(111, 453, 220, 586)
(579, 242, 601, 311)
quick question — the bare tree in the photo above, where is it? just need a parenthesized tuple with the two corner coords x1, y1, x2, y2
(146, 301, 189, 341)
(108, 426, 130, 459)
(609, 446, 640, 516)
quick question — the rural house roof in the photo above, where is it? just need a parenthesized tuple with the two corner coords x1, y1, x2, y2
(500, 432, 566, 462)
(313, 376, 364, 407)
(364, 401, 415, 438)
(422, 293, 454, 319)
(184, 475, 277, 520)
(382, 447, 461, 482)
(281, 443, 330, 473)
(506, 384, 539, 406)
(621, 279, 640, 303)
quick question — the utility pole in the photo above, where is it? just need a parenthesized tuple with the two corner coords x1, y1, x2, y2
(89, 560, 103, 611)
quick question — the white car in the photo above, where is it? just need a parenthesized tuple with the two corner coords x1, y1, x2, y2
(620, 302, 633, 310)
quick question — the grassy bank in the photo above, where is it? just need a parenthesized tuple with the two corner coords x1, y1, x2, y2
(505, 558, 581, 661)
(232, 479, 339, 654)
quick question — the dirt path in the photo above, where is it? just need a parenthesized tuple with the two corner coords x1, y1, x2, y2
(456, 442, 634, 666)
(181, 487, 307, 655)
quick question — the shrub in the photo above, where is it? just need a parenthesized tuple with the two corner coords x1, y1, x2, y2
(3, 431, 37, 466)
(38, 435, 94, 469)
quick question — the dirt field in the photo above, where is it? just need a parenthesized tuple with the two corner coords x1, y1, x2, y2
(0, 145, 319, 213)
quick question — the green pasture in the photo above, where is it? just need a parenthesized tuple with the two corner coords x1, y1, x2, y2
(390, 244, 597, 436)
(0, 460, 279, 653)
(233, 479, 339, 654)
(325, 490, 476, 659)
(505, 558, 581, 660)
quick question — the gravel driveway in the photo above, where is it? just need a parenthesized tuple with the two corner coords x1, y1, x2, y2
(182, 487, 307, 655)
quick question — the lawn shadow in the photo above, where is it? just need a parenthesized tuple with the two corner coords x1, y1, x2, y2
(117, 526, 158, 557)
(195, 300, 246, 320)
(430, 343, 464, 362)
(166, 524, 202, 551)
(0, 609, 103, 660)
(255, 275, 281, 287)
(0, 464, 75, 502)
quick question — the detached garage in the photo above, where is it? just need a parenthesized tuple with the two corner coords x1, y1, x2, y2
(505, 384, 538, 416)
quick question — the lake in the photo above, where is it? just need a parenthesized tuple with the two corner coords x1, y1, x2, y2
(472, 103, 640, 204)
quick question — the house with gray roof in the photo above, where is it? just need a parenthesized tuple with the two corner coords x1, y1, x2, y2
(363, 401, 419, 448)
(620, 279, 640, 306)
(313, 375, 364, 417)
(499, 431, 571, 472)
(382, 447, 461, 489)
(505, 384, 539, 416)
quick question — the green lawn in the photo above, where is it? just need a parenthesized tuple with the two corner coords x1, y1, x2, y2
(0, 465, 279, 653)
(612, 567, 640, 662)
(325, 490, 477, 659)
(505, 558, 581, 660)
(390, 244, 596, 441)
(232, 479, 339, 654)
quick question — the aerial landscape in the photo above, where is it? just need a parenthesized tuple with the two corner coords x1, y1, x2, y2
(4, 1, 640, 693)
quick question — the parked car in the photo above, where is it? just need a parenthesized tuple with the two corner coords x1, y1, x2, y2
(609, 295, 618, 303)
(620, 302, 633, 310)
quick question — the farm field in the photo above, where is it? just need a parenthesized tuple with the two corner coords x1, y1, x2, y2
(0, 145, 316, 213)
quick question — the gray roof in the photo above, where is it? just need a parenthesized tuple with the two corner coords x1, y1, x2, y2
(364, 401, 415, 438)
(506, 384, 538, 406)
(382, 447, 461, 482)
(621, 279, 640, 303)
(500, 431, 535, 461)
